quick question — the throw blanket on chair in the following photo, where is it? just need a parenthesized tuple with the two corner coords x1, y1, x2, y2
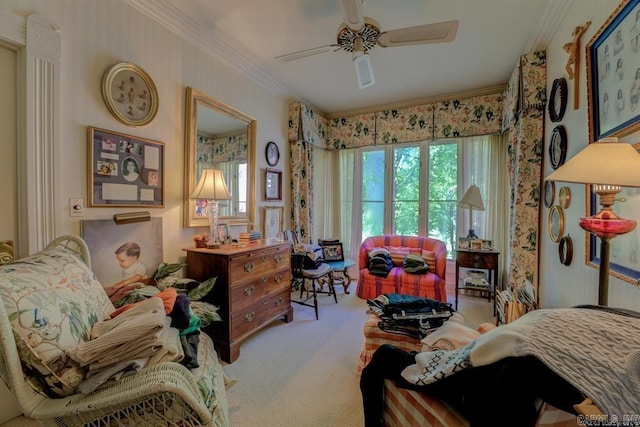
(401, 306, 640, 416)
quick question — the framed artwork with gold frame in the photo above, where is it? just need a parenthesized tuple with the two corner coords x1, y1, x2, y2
(101, 62, 159, 126)
(548, 205, 564, 243)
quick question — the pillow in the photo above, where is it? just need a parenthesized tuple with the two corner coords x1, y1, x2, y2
(384, 246, 410, 266)
(421, 319, 480, 351)
(421, 250, 437, 272)
(0, 246, 115, 397)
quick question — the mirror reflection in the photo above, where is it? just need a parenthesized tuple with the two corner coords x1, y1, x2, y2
(184, 87, 256, 227)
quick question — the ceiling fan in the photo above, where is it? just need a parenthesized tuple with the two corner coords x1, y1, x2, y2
(275, 0, 459, 90)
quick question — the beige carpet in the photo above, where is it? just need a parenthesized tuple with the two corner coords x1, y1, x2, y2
(1, 288, 494, 427)
(223, 287, 494, 427)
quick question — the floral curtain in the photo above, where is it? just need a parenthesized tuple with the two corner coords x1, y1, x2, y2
(328, 113, 376, 149)
(506, 51, 546, 295)
(289, 140, 314, 243)
(375, 105, 433, 144)
(433, 93, 503, 139)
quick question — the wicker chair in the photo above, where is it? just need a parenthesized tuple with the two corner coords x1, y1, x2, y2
(0, 235, 228, 426)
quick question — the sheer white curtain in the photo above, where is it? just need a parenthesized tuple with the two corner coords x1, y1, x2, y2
(457, 134, 509, 285)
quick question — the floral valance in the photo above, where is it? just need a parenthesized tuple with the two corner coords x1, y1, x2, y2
(196, 133, 247, 165)
(328, 113, 376, 149)
(433, 93, 503, 139)
(287, 102, 329, 148)
(502, 50, 547, 132)
(288, 90, 504, 149)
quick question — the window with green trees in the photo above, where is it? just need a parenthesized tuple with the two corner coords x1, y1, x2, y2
(359, 141, 458, 257)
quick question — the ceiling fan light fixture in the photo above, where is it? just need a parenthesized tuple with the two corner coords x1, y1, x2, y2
(353, 53, 375, 89)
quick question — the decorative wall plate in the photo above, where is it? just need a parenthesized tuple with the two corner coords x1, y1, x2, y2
(559, 186, 571, 209)
(548, 205, 564, 243)
(559, 235, 573, 266)
(544, 181, 555, 208)
(549, 125, 567, 170)
(265, 141, 280, 166)
(548, 78, 567, 122)
(102, 62, 159, 126)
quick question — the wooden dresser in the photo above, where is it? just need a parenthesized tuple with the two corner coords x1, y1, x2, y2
(183, 241, 293, 363)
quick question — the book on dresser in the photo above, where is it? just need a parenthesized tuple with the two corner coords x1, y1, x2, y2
(183, 241, 292, 363)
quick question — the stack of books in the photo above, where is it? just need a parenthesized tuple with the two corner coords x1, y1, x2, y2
(239, 230, 262, 244)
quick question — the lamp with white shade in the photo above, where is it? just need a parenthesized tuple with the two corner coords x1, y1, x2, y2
(545, 138, 640, 305)
(458, 185, 485, 239)
(190, 169, 232, 249)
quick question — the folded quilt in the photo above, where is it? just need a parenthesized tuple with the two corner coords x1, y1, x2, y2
(401, 306, 640, 417)
(68, 297, 167, 367)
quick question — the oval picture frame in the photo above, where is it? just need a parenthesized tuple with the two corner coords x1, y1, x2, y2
(549, 125, 567, 170)
(548, 78, 568, 122)
(559, 235, 573, 266)
(265, 141, 280, 167)
(548, 205, 564, 243)
(544, 181, 555, 208)
(101, 62, 159, 126)
(559, 186, 571, 209)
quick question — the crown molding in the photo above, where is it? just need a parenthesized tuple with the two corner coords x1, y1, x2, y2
(122, 0, 292, 100)
(525, 0, 573, 53)
(324, 84, 506, 119)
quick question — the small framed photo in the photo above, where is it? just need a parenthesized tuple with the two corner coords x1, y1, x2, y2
(470, 240, 483, 251)
(217, 223, 229, 244)
(263, 207, 284, 240)
(265, 168, 282, 201)
(458, 237, 470, 250)
(322, 243, 344, 262)
(481, 240, 493, 250)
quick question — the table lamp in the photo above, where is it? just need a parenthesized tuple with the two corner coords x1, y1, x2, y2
(458, 185, 485, 239)
(545, 138, 640, 305)
(191, 169, 231, 249)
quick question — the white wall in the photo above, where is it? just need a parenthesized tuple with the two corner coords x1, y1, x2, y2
(540, 0, 640, 310)
(1, 0, 289, 264)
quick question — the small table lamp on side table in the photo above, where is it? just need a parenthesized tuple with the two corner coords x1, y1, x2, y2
(458, 185, 485, 239)
(190, 169, 231, 249)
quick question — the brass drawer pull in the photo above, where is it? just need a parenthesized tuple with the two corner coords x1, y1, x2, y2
(262, 298, 268, 306)
(244, 285, 255, 296)
(262, 276, 268, 283)
(274, 255, 283, 264)
(262, 256, 267, 262)
(244, 262, 254, 273)
(274, 275, 282, 284)
(244, 312, 255, 322)
(274, 297, 283, 306)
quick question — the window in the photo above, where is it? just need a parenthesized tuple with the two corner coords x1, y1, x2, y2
(358, 141, 457, 256)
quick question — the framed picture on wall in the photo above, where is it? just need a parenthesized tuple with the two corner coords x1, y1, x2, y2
(265, 168, 282, 201)
(88, 126, 164, 207)
(263, 207, 283, 240)
(587, 0, 640, 141)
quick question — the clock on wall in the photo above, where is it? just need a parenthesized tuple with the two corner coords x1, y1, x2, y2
(266, 141, 280, 167)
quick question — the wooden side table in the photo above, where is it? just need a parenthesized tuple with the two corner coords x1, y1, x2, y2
(325, 259, 356, 294)
(455, 249, 500, 314)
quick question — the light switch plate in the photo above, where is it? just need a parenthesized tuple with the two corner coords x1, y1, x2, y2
(70, 198, 84, 217)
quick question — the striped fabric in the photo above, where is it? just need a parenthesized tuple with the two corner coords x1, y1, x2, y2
(357, 235, 447, 301)
(358, 313, 582, 427)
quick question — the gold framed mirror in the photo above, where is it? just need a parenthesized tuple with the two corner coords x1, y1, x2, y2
(184, 87, 256, 228)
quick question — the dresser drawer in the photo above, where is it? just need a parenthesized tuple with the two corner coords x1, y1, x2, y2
(457, 251, 498, 269)
(230, 269, 290, 310)
(229, 246, 290, 282)
(230, 289, 290, 341)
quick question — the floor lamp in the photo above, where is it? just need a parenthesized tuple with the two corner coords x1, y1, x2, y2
(191, 169, 231, 249)
(546, 138, 640, 306)
(458, 185, 485, 239)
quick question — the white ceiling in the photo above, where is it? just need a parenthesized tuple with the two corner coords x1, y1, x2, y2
(129, 0, 572, 115)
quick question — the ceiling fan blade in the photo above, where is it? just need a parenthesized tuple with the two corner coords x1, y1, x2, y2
(377, 20, 459, 47)
(338, 0, 364, 32)
(274, 44, 340, 62)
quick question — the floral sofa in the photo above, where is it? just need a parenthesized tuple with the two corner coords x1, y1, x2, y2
(356, 235, 447, 301)
(0, 235, 229, 426)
